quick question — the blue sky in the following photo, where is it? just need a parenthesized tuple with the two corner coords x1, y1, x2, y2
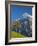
(10, 5, 32, 21)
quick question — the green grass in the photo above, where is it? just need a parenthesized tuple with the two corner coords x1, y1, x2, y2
(10, 31, 27, 38)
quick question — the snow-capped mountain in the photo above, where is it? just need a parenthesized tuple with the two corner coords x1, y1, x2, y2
(12, 12, 32, 37)
(15, 12, 32, 22)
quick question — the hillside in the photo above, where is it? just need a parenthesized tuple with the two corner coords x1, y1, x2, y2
(10, 31, 27, 38)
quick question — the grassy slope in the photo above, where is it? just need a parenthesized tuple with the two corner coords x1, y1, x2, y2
(10, 31, 27, 38)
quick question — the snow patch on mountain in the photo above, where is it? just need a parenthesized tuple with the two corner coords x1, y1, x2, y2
(22, 12, 32, 18)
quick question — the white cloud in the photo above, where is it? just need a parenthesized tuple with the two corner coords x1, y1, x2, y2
(18, 18, 20, 20)
(16, 18, 20, 21)
(16, 19, 18, 21)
